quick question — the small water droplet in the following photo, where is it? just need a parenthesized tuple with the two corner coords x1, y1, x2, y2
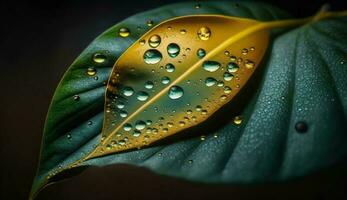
(188, 160, 193, 164)
(217, 81, 224, 87)
(165, 63, 175, 72)
(137, 91, 149, 101)
(220, 95, 227, 101)
(241, 48, 248, 55)
(224, 51, 230, 56)
(180, 29, 187, 34)
(168, 85, 184, 99)
(139, 39, 146, 45)
(167, 122, 174, 127)
(120, 110, 128, 118)
(118, 27, 130, 38)
(224, 86, 232, 94)
(123, 123, 132, 131)
(245, 59, 255, 69)
(205, 77, 217, 86)
(197, 48, 206, 58)
(200, 135, 205, 141)
(93, 53, 106, 63)
(186, 110, 192, 115)
(73, 95, 80, 101)
(223, 72, 234, 81)
(116, 102, 125, 109)
(195, 3, 201, 9)
(167, 43, 180, 58)
(227, 62, 239, 73)
(196, 105, 202, 112)
(86, 67, 96, 76)
(203, 61, 221, 72)
(146, 20, 154, 27)
(233, 116, 243, 125)
(135, 120, 146, 130)
(122, 87, 134, 96)
(143, 49, 162, 64)
(250, 47, 255, 51)
(67, 134, 71, 139)
(145, 81, 154, 89)
(161, 76, 170, 84)
(88, 121, 93, 125)
(148, 34, 161, 48)
(179, 121, 186, 126)
(295, 121, 308, 133)
(198, 26, 211, 40)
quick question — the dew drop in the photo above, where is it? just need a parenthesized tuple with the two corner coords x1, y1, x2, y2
(186, 110, 192, 115)
(139, 39, 146, 45)
(168, 85, 184, 99)
(93, 53, 106, 63)
(200, 135, 205, 141)
(197, 26, 211, 40)
(123, 123, 132, 131)
(227, 62, 239, 73)
(143, 49, 162, 64)
(195, 3, 201, 9)
(167, 43, 180, 58)
(224, 51, 230, 56)
(135, 120, 146, 130)
(167, 122, 174, 127)
(224, 86, 232, 94)
(73, 95, 80, 101)
(137, 91, 149, 101)
(188, 160, 193, 164)
(179, 121, 186, 126)
(165, 63, 175, 72)
(241, 48, 248, 55)
(180, 29, 187, 34)
(145, 81, 154, 89)
(196, 105, 202, 112)
(161, 76, 170, 84)
(205, 77, 217, 86)
(217, 81, 224, 87)
(197, 48, 206, 58)
(250, 47, 255, 51)
(67, 134, 71, 139)
(295, 121, 308, 133)
(203, 61, 221, 72)
(233, 116, 243, 125)
(118, 27, 130, 38)
(120, 110, 128, 118)
(146, 20, 154, 27)
(116, 102, 125, 109)
(86, 67, 96, 76)
(122, 87, 134, 96)
(223, 72, 234, 81)
(148, 34, 161, 48)
(245, 59, 255, 69)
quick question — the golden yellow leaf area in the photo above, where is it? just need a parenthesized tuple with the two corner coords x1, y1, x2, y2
(89, 15, 269, 158)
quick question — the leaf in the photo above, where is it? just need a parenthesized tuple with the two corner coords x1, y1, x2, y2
(30, 1, 347, 199)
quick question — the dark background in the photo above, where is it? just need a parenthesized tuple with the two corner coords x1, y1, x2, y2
(1, 0, 347, 199)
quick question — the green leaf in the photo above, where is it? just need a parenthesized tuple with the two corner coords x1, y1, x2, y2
(31, 0, 347, 198)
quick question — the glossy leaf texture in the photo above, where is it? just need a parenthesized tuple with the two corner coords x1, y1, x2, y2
(31, 0, 347, 199)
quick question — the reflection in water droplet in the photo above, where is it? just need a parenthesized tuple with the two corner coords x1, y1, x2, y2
(167, 43, 180, 58)
(168, 85, 184, 99)
(149, 34, 161, 48)
(86, 67, 96, 76)
(120, 110, 128, 118)
(123, 123, 132, 131)
(223, 72, 234, 81)
(143, 49, 162, 64)
(197, 48, 206, 58)
(165, 63, 175, 72)
(135, 120, 146, 130)
(245, 59, 255, 69)
(161, 76, 170, 84)
(122, 87, 134, 96)
(227, 62, 239, 73)
(203, 61, 221, 72)
(205, 77, 217, 86)
(73, 95, 80, 101)
(93, 53, 106, 63)
(137, 91, 149, 101)
(233, 116, 243, 125)
(145, 81, 154, 89)
(118, 27, 130, 38)
(198, 26, 211, 40)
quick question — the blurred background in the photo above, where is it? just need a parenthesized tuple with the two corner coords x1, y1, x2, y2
(1, 0, 347, 199)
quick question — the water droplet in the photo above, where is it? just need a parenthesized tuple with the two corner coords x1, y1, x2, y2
(88, 121, 93, 125)
(168, 85, 184, 99)
(224, 51, 230, 56)
(137, 91, 149, 101)
(93, 53, 106, 63)
(195, 3, 201, 9)
(223, 72, 234, 81)
(118, 27, 130, 38)
(139, 39, 146, 45)
(120, 110, 128, 118)
(161, 76, 170, 84)
(132, 130, 141, 137)
(135, 120, 146, 130)
(205, 77, 217, 86)
(86, 67, 96, 76)
(196, 105, 202, 112)
(145, 81, 154, 89)
(167, 122, 174, 127)
(200, 135, 205, 141)
(197, 48, 206, 58)
(203, 61, 220, 72)
(167, 43, 180, 58)
(118, 140, 126, 145)
(165, 63, 175, 72)
(73, 95, 80, 101)
(233, 116, 243, 125)
(186, 110, 192, 115)
(250, 47, 255, 51)
(146, 20, 154, 27)
(224, 86, 232, 94)
(179, 121, 186, 126)
(123, 123, 132, 131)
(295, 121, 308, 133)
(241, 48, 248, 55)
(148, 34, 161, 48)
(188, 160, 193, 164)
(197, 26, 211, 40)
(143, 49, 162, 64)
(227, 62, 239, 73)
(116, 102, 125, 109)
(245, 59, 255, 69)
(122, 87, 134, 96)
(67, 134, 71, 139)
(220, 95, 227, 101)
(201, 110, 207, 115)
(230, 56, 237, 62)
(180, 29, 187, 34)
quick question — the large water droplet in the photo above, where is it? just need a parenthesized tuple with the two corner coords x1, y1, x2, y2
(86, 67, 96, 76)
(161, 76, 170, 84)
(198, 26, 211, 40)
(122, 87, 134, 96)
(197, 48, 206, 58)
(145, 81, 154, 89)
(137, 91, 149, 101)
(205, 77, 217, 86)
(93, 53, 106, 63)
(168, 85, 184, 99)
(149, 34, 161, 48)
(143, 49, 162, 64)
(167, 43, 180, 58)
(203, 61, 220, 72)
(223, 72, 234, 81)
(135, 120, 146, 130)
(165, 63, 175, 72)
(227, 62, 239, 73)
(118, 27, 130, 38)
